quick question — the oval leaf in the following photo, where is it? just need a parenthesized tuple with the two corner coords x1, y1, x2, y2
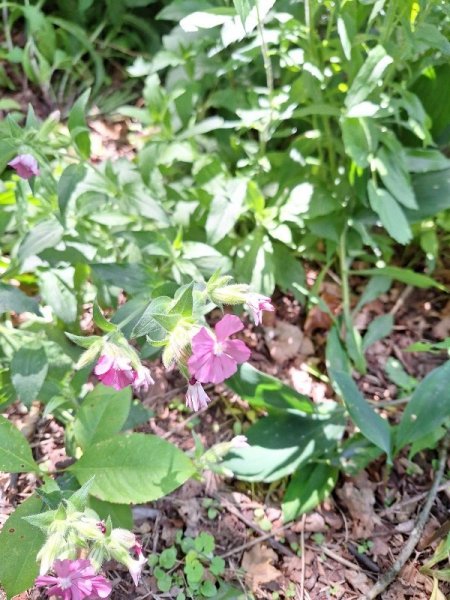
(282, 463, 338, 522)
(396, 361, 450, 452)
(0, 415, 39, 473)
(70, 433, 195, 503)
(0, 496, 45, 599)
(73, 384, 131, 450)
(330, 370, 392, 461)
(11, 345, 48, 407)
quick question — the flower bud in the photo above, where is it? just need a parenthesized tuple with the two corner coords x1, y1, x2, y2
(37, 531, 70, 575)
(209, 284, 250, 306)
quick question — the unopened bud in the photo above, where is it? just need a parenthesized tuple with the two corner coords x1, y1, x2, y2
(209, 284, 250, 306)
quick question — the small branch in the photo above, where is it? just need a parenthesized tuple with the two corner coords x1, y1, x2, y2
(390, 285, 414, 316)
(366, 437, 449, 599)
(304, 543, 362, 572)
(378, 482, 450, 517)
(299, 514, 306, 600)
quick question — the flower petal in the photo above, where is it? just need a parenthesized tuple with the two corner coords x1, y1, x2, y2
(223, 339, 251, 364)
(214, 314, 244, 341)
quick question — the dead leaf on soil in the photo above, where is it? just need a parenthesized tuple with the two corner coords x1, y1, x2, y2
(264, 321, 308, 364)
(336, 472, 381, 537)
(241, 544, 282, 591)
(344, 568, 371, 594)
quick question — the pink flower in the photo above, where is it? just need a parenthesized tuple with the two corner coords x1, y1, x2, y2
(94, 354, 134, 390)
(132, 366, 154, 393)
(35, 559, 111, 600)
(188, 314, 251, 384)
(245, 293, 274, 326)
(128, 551, 146, 587)
(231, 435, 249, 448)
(8, 154, 40, 179)
(185, 378, 211, 411)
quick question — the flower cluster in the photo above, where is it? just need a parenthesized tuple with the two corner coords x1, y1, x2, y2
(29, 498, 146, 598)
(94, 347, 154, 392)
(89, 291, 273, 412)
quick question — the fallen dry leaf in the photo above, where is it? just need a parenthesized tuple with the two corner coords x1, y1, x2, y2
(264, 321, 305, 364)
(336, 471, 381, 537)
(241, 544, 282, 591)
(344, 568, 371, 594)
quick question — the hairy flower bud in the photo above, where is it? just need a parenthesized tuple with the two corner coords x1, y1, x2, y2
(209, 284, 250, 306)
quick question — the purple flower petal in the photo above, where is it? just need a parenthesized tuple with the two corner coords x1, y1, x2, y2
(8, 154, 40, 179)
(223, 339, 251, 364)
(214, 314, 244, 341)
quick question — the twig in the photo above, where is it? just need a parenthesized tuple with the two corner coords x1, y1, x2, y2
(304, 543, 361, 572)
(220, 524, 290, 559)
(378, 482, 450, 516)
(390, 285, 413, 316)
(366, 436, 449, 599)
(218, 498, 294, 557)
(299, 514, 306, 600)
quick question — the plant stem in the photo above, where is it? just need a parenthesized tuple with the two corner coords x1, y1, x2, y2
(2, 1, 13, 52)
(255, 0, 274, 153)
(339, 228, 352, 330)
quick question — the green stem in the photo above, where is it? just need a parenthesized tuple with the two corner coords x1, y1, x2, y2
(339, 228, 352, 331)
(255, 0, 274, 154)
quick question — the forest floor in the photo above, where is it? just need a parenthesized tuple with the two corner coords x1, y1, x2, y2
(1, 106, 450, 600)
(2, 278, 450, 600)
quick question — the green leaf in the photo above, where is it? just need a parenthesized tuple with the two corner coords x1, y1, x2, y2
(373, 147, 417, 209)
(405, 149, 450, 173)
(39, 270, 78, 323)
(0, 496, 45, 599)
(58, 163, 86, 221)
(131, 297, 180, 339)
(92, 301, 117, 333)
(11, 345, 48, 407)
(235, 230, 275, 296)
(88, 497, 133, 529)
(408, 427, 446, 460)
(65, 333, 103, 349)
(18, 219, 64, 261)
(206, 179, 246, 244)
(330, 370, 392, 461)
(396, 362, 450, 452)
(362, 314, 394, 351)
(73, 384, 132, 450)
(170, 283, 194, 317)
(345, 45, 393, 108)
(222, 409, 345, 482)
(226, 363, 315, 414)
(408, 168, 450, 221)
(282, 463, 338, 522)
(385, 358, 417, 392)
(272, 243, 306, 304)
(68, 89, 91, 159)
(353, 276, 391, 315)
(326, 326, 351, 374)
(233, 0, 253, 25)
(0, 415, 39, 472)
(0, 283, 40, 315)
(352, 267, 446, 290)
(367, 181, 412, 244)
(70, 433, 195, 503)
(341, 117, 377, 168)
